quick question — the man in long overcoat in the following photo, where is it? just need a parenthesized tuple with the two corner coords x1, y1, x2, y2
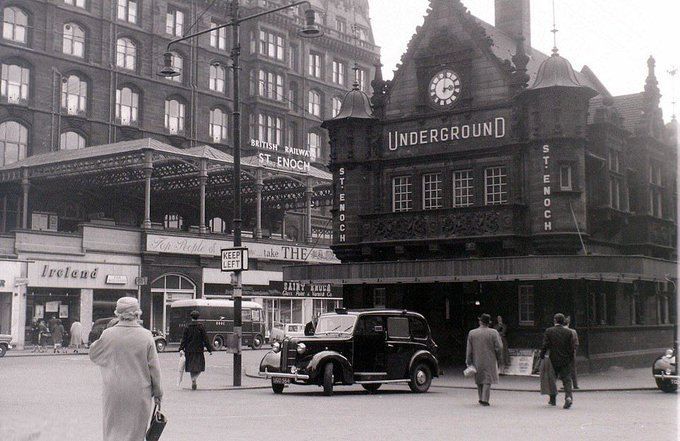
(179, 310, 213, 390)
(90, 297, 163, 441)
(540, 313, 575, 409)
(466, 313, 504, 406)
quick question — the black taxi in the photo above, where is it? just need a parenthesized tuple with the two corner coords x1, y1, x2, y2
(259, 309, 439, 395)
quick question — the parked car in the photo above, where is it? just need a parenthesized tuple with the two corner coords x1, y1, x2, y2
(269, 322, 305, 343)
(652, 348, 677, 393)
(152, 329, 167, 352)
(0, 334, 12, 357)
(88, 317, 117, 344)
(259, 309, 439, 396)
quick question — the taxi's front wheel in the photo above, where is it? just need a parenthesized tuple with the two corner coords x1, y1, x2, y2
(322, 363, 334, 396)
(409, 363, 432, 393)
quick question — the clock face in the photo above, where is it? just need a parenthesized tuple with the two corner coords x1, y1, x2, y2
(429, 70, 462, 107)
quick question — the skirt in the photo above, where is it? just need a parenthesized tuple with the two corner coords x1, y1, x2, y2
(184, 351, 206, 373)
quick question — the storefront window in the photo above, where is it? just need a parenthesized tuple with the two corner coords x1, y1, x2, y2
(25, 288, 80, 346)
(92, 290, 136, 321)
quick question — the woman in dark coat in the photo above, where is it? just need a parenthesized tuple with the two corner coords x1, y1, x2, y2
(179, 310, 213, 390)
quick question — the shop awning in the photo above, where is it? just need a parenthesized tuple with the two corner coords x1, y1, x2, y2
(284, 255, 677, 284)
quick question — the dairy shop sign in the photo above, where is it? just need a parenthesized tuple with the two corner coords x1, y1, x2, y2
(146, 234, 339, 264)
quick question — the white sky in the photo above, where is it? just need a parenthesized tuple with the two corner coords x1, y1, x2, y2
(368, 0, 680, 122)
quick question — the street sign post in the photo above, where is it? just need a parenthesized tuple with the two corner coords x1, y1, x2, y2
(221, 247, 249, 272)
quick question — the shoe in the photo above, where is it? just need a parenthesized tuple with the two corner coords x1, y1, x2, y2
(191, 382, 197, 390)
(573, 386, 580, 390)
(478, 400, 483, 405)
(548, 396, 556, 406)
(480, 401, 490, 406)
(563, 398, 572, 409)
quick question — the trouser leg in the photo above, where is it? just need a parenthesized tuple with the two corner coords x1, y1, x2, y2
(557, 365, 573, 402)
(477, 384, 483, 401)
(481, 384, 491, 403)
(570, 363, 578, 388)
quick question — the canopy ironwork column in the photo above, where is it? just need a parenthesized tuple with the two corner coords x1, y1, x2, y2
(142, 150, 153, 229)
(21, 168, 29, 229)
(199, 158, 208, 234)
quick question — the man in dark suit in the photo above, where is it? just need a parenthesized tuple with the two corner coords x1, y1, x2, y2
(540, 313, 575, 409)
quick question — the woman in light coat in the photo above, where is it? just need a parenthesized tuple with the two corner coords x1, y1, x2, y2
(69, 320, 83, 353)
(466, 313, 503, 406)
(90, 297, 163, 441)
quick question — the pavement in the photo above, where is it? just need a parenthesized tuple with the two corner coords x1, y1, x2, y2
(7, 345, 658, 391)
(0, 350, 677, 441)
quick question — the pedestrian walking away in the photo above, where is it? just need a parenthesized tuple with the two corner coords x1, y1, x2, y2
(69, 320, 84, 353)
(540, 313, 575, 409)
(178, 309, 213, 390)
(466, 313, 504, 406)
(36, 320, 49, 353)
(52, 320, 65, 353)
(89, 297, 163, 441)
(565, 316, 580, 389)
(494, 315, 510, 370)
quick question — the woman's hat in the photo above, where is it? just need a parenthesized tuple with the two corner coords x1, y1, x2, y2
(478, 313, 491, 325)
(115, 297, 141, 316)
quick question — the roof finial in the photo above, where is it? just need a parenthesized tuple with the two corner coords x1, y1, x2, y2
(352, 62, 360, 90)
(551, 0, 559, 55)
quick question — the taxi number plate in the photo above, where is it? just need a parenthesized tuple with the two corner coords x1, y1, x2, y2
(272, 377, 290, 385)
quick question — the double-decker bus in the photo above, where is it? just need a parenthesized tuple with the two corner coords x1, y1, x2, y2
(169, 299, 265, 350)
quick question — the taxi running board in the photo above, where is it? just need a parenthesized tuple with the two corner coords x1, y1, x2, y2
(355, 379, 410, 384)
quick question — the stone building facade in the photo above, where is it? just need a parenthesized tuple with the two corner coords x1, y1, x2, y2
(287, 0, 678, 369)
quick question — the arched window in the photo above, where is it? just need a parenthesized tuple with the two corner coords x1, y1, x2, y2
(163, 213, 184, 229)
(332, 96, 343, 117)
(209, 63, 225, 92)
(150, 274, 195, 333)
(2, 7, 28, 43)
(0, 121, 27, 166)
(209, 108, 228, 143)
(308, 90, 321, 117)
(1, 63, 30, 103)
(115, 86, 139, 125)
(164, 98, 185, 134)
(209, 217, 227, 233)
(166, 52, 182, 82)
(60, 131, 86, 150)
(61, 74, 87, 115)
(116, 38, 136, 70)
(63, 23, 85, 57)
(307, 131, 321, 162)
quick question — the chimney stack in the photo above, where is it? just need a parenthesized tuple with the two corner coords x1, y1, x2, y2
(495, 0, 531, 50)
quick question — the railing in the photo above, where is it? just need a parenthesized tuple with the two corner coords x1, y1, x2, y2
(360, 204, 527, 243)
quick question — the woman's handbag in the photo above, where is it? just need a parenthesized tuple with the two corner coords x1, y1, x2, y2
(145, 403, 167, 441)
(463, 365, 477, 378)
(177, 353, 186, 386)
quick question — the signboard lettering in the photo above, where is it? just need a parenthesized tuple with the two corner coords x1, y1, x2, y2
(147, 234, 339, 263)
(41, 264, 98, 280)
(251, 139, 310, 173)
(337, 167, 346, 243)
(221, 247, 249, 272)
(542, 144, 552, 232)
(387, 117, 506, 151)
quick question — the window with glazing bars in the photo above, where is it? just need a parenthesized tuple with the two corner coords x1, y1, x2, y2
(422, 173, 442, 210)
(392, 176, 412, 212)
(453, 170, 473, 207)
(484, 166, 507, 205)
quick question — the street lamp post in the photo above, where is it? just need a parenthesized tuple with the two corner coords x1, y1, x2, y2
(160, 0, 322, 386)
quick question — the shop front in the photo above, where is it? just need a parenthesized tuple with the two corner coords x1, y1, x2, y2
(0, 259, 28, 348)
(25, 260, 140, 346)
